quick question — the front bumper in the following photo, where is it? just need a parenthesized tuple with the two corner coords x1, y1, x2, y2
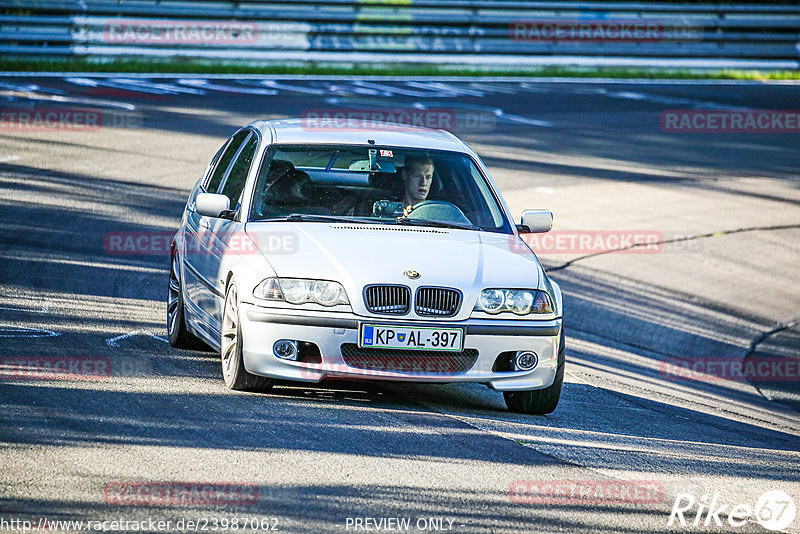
(239, 304, 562, 391)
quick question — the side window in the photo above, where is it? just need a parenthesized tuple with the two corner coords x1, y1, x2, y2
(220, 133, 258, 209)
(468, 163, 505, 228)
(204, 145, 224, 184)
(206, 130, 250, 193)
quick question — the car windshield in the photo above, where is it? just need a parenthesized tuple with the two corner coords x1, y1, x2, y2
(249, 144, 512, 233)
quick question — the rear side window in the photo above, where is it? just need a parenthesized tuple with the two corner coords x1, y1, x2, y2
(220, 134, 258, 209)
(206, 130, 250, 193)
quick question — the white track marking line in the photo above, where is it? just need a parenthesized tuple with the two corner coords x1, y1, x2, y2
(0, 301, 51, 314)
(0, 73, 797, 85)
(0, 326, 60, 338)
(115, 78, 205, 95)
(105, 330, 169, 347)
(0, 82, 64, 95)
(66, 76, 200, 96)
(413, 101, 554, 127)
(252, 80, 326, 95)
(177, 78, 277, 95)
(2, 80, 136, 110)
(353, 81, 454, 98)
(323, 97, 553, 128)
(406, 81, 485, 97)
(581, 87, 753, 111)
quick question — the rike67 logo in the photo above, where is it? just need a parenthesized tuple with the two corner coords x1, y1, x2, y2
(668, 490, 796, 531)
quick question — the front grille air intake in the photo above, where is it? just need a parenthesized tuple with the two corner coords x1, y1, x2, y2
(364, 284, 410, 315)
(341, 344, 478, 374)
(415, 287, 462, 317)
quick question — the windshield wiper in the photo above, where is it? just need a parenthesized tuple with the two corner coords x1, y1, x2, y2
(257, 214, 385, 225)
(395, 218, 483, 231)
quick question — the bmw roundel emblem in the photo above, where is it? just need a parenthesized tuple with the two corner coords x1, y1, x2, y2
(404, 270, 421, 280)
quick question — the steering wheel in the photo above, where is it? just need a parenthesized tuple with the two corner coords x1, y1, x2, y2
(405, 200, 472, 225)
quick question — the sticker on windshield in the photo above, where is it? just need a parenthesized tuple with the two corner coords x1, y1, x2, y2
(380, 150, 393, 157)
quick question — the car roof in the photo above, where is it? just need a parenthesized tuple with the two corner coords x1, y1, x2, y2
(248, 118, 468, 152)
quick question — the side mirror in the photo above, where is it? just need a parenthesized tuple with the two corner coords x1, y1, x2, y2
(518, 209, 553, 234)
(196, 193, 230, 218)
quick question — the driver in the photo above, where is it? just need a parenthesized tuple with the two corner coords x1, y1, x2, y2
(401, 156, 434, 207)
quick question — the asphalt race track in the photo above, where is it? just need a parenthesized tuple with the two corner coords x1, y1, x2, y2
(1, 76, 799, 533)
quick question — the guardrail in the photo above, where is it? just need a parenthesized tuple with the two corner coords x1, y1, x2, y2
(1, 1, 799, 69)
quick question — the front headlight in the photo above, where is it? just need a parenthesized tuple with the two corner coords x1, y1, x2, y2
(254, 278, 349, 307)
(474, 289, 552, 315)
(311, 280, 348, 306)
(281, 279, 313, 304)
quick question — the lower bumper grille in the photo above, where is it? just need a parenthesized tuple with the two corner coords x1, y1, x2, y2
(340, 344, 478, 375)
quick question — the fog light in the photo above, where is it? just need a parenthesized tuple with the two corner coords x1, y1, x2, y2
(515, 351, 538, 371)
(273, 340, 298, 360)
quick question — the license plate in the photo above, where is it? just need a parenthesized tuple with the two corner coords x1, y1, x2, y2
(359, 324, 464, 352)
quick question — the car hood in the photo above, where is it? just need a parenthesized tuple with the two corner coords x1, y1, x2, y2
(245, 222, 543, 301)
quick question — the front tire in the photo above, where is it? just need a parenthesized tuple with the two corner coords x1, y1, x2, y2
(220, 282, 275, 392)
(167, 253, 205, 350)
(503, 327, 565, 415)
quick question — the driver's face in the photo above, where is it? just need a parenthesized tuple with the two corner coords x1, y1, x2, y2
(402, 163, 434, 205)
